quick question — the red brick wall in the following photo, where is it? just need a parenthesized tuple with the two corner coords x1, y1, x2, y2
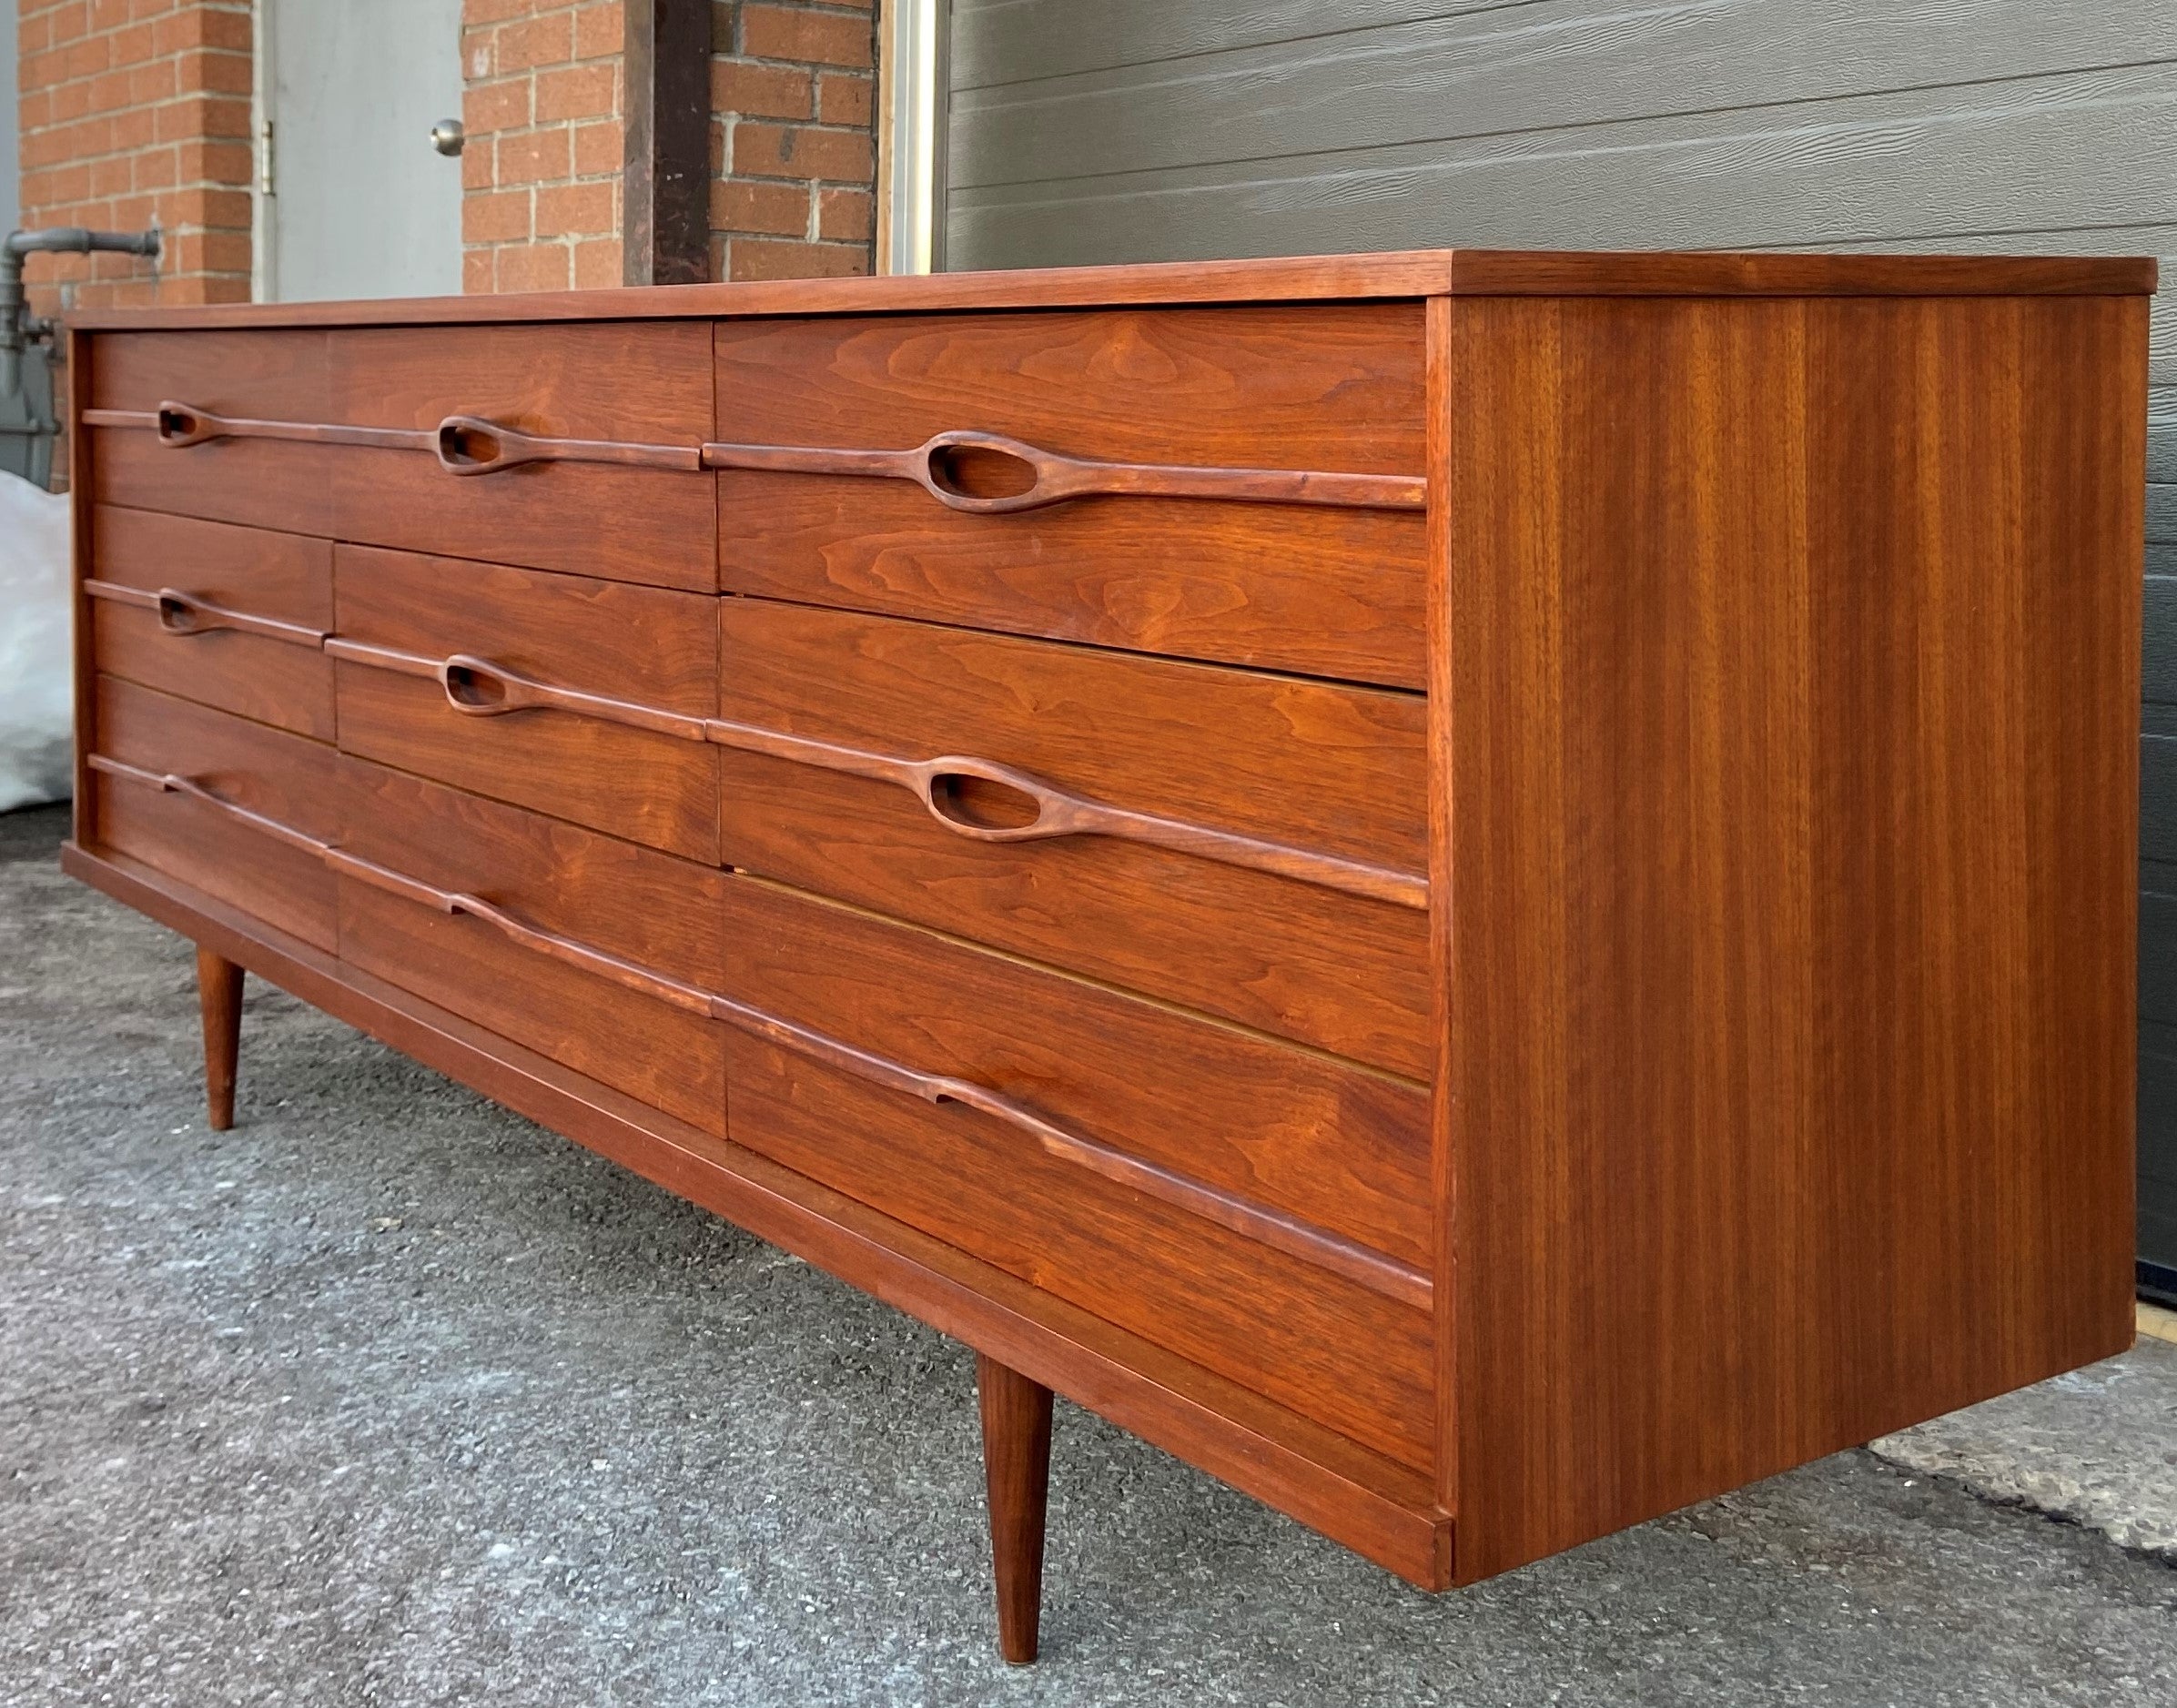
(708, 1, 876, 281)
(10, 2, 885, 307)
(15, 0, 254, 313)
(460, 0, 625, 293)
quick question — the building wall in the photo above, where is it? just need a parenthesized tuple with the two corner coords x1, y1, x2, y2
(3, 2, 19, 238)
(454, 0, 878, 291)
(11, 0, 881, 308)
(14, 0, 253, 313)
(459, 0, 627, 293)
(706, 0, 876, 281)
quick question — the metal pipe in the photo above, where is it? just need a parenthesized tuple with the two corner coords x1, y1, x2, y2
(1, 226, 161, 399)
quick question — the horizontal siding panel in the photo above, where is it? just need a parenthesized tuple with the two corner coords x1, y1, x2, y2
(2152, 388, 2177, 483)
(2149, 578, 2177, 705)
(2144, 891, 2177, 1028)
(950, 0, 2177, 190)
(2151, 576, 2177, 711)
(2148, 733, 2177, 867)
(949, 0, 1518, 90)
(947, 66, 2177, 270)
(2152, 485, 2177, 546)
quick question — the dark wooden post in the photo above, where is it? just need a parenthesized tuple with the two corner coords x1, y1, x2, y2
(976, 1351, 1054, 1663)
(623, 0, 712, 286)
(196, 946, 243, 1130)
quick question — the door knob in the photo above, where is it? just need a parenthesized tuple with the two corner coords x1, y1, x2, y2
(430, 119, 465, 157)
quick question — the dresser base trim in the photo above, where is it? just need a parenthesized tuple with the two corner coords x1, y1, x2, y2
(62, 839, 1456, 1593)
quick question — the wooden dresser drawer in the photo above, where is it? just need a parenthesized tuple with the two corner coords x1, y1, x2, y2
(331, 545, 721, 861)
(335, 763, 729, 1135)
(723, 876, 1434, 1273)
(713, 306, 1428, 686)
(86, 507, 334, 741)
(85, 321, 715, 591)
(718, 883, 1435, 1466)
(715, 598, 1432, 1076)
(320, 322, 716, 590)
(86, 329, 333, 535)
(88, 676, 339, 951)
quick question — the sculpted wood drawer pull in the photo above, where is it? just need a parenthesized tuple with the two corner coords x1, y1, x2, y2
(706, 721, 1431, 910)
(87, 750, 1430, 1311)
(701, 428, 1428, 514)
(82, 580, 332, 648)
(431, 415, 703, 476)
(82, 400, 1422, 511)
(331, 645, 1427, 910)
(86, 753, 330, 857)
(81, 401, 699, 475)
(80, 400, 436, 453)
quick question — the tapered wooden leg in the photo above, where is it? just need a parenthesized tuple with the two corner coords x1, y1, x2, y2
(196, 946, 244, 1131)
(976, 1352, 1054, 1664)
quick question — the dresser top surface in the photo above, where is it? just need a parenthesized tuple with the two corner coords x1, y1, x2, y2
(65, 248, 2157, 333)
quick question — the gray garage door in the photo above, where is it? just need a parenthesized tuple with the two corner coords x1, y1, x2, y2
(2151, 392, 2176, 1299)
(945, 0, 2177, 1295)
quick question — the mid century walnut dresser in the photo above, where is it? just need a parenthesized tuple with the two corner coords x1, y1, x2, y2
(62, 250, 2150, 1661)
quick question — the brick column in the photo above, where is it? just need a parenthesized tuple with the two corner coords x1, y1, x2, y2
(459, 0, 624, 292)
(15, 0, 254, 313)
(708, 1, 876, 281)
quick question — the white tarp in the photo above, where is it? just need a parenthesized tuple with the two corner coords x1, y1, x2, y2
(0, 471, 73, 812)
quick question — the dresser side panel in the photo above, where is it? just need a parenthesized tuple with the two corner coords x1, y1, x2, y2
(1441, 291, 2145, 1582)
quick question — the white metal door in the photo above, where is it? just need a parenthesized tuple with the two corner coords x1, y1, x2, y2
(259, 0, 465, 301)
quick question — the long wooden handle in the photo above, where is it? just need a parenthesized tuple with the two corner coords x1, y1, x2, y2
(432, 415, 702, 476)
(88, 751, 1430, 1309)
(704, 991, 1429, 1308)
(316, 644, 1427, 910)
(78, 400, 699, 474)
(84, 400, 1423, 510)
(703, 427, 1427, 514)
(83, 579, 330, 648)
(85, 753, 331, 856)
(76, 400, 437, 453)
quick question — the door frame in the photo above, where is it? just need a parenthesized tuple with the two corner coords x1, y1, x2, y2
(876, 0, 949, 274)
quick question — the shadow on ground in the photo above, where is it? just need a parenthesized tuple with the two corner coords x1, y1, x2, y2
(5, 803, 2173, 1707)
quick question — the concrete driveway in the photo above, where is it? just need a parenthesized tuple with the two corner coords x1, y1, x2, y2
(5, 801, 2173, 1707)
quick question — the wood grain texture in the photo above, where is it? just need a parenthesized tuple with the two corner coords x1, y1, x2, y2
(715, 307, 1428, 682)
(1439, 291, 2144, 1581)
(718, 483, 1428, 687)
(328, 320, 713, 440)
(335, 761, 729, 1135)
(60, 842, 1454, 1586)
(61, 252, 2153, 335)
(329, 321, 715, 589)
(86, 328, 332, 533)
(725, 1025, 1436, 1469)
(724, 874, 1433, 1270)
(718, 752, 1433, 1078)
(88, 507, 335, 739)
(67, 328, 98, 849)
(90, 676, 341, 951)
(714, 307, 1426, 471)
(66, 259, 2154, 1613)
(332, 546, 720, 861)
(196, 946, 244, 1131)
(977, 1355, 1054, 1664)
(718, 598, 1429, 874)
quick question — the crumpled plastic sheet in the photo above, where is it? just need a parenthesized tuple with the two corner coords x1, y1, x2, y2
(0, 471, 74, 813)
